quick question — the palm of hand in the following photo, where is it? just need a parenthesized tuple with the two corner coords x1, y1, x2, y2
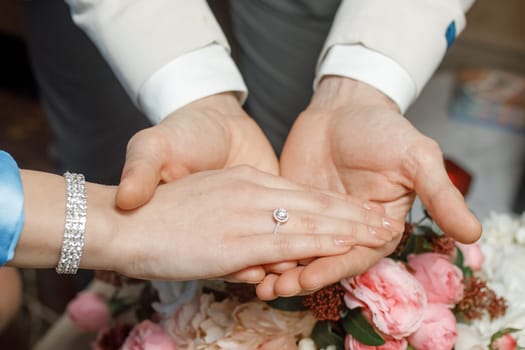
(116, 96, 278, 210)
(281, 104, 422, 222)
(148, 108, 278, 181)
(256, 103, 480, 299)
(117, 96, 279, 284)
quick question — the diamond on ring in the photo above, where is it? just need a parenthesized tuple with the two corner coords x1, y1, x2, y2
(273, 208, 289, 235)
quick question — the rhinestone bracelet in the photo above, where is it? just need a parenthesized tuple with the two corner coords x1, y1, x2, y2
(56, 172, 87, 274)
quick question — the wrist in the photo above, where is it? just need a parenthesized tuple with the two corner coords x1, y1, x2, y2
(12, 171, 119, 272)
(311, 76, 400, 112)
(80, 183, 120, 273)
(179, 92, 244, 116)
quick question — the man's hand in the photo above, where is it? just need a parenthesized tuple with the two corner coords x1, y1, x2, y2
(116, 92, 278, 210)
(115, 92, 280, 284)
(256, 76, 481, 300)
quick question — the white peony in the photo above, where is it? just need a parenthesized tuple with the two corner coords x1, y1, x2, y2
(455, 324, 487, 350)
(464, 212, 525, 344)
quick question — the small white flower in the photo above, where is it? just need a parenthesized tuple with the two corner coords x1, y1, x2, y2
(298, 338, 316, 350)
(468, 212, 525, 344)
(455, 324, 487, 350)
(515, 226, 525, 244)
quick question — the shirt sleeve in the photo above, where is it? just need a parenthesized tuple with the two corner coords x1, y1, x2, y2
(138, 44, 247, 123)
(65, 0, 237, 116)
(315, 0, 475, 110)
(317, 44, 416, 113)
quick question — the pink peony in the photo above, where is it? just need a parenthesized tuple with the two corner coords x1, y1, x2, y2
(67, 291, 110, 331)
(408, 303, 457, 350)
(456, 242, 485, 271)
(345, 334, 407, 350)
(408, 253, 464, 306)
(341, 258, 427, 339)
(121, 320, 176, 350)
(491, 334, 517, 350)
(259, 333, 299, 349)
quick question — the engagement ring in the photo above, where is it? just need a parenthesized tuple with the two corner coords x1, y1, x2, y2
(273, 208, 289, 235)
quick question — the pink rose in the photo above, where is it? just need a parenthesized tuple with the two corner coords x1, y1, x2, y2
(408, 303, 457, 350)
(345, 334, 407, 350)
(408, 253, 464, 306)
(67, 291, 110, 331)
(491, 334, 517, 350)
(341, 258, 427, 339)
(121, 320, 176, 350)
(456, 242, 484, 271)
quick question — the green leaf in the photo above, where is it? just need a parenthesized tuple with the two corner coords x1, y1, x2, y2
(454, 246, 465, 268)
(462, 266, 473, 277)
(413, 234, 428, 254)
(407, 345, 416, 350)
(422, 239, 435, 252)
(310, 321, 344, 350)
(108, 298, 134, 318)
(397, 233, 417, 261)
(342, 308, 385, 346)
(490, 327, 521, 343)
(266, 296, 308, 311)
(412, 225, 435, 237)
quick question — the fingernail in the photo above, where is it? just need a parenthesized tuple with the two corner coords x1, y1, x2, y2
(382, 217, 404, 234)
(369, 225, 392, 241)
(382, 217, 394, 230)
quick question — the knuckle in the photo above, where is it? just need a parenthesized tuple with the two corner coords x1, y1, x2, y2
(300, 215, 318, 233)
(347, 221, 358, 238)
(127, 127, 171, 157)
(274, 237, 291, 254)
(403, 135, 445, 179)
(411, 138, 444, 167)
(126, 129, 147, 152)
(225, 179, 256, 201)
(361, 206, 372, 226)
(312, 235, 323, 251)
(315, 193, 332, 211)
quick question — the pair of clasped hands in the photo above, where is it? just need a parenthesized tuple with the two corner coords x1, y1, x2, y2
(114, 77, 481, 300)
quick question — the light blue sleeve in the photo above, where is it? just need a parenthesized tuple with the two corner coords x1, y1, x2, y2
(0, 150, 24, 266)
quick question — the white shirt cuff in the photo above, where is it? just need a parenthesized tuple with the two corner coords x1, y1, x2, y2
(138, 44, 248, 124)
(316, 45, 417, 113)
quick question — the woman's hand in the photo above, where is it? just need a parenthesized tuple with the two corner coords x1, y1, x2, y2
(11, 162, 402, 286)
(108, 166, 404, 281)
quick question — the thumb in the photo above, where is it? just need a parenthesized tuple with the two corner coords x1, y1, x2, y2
(116, 156, 162, 210)
(413, 151, 481, 243)
(116, 129, 189, 210)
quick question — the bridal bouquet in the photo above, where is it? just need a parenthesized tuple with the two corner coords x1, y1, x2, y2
(64, 211, 525, 350)
(64, 162, 525, 350)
